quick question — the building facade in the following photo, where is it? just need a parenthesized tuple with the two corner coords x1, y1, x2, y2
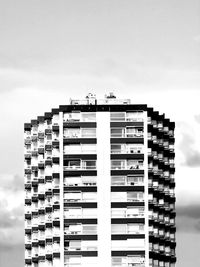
(24, 94, 176, 267)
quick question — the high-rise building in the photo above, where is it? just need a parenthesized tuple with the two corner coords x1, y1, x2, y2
(24, 93, 176, 267)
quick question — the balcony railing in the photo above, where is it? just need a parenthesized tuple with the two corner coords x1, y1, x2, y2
(64, 164, 96, 171)
(111, 149, 143, 154)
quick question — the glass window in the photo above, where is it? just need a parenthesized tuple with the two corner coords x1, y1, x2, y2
(64, 145, 81, 154)
(111, 208, 126, 218)
(126, 111, 143, 122)
(66, 160, 81, 169)
(82, 160, 96, 169)
(64, 128, 80, 138)
(64, 208, 82, 218)
(111, 176, 126, 186)
(111, 160, 125, 170)
(111, 144, 125, 154)
(64, 192, 81, 201)
(82, 176, 96, 186)
(82, 144, 96, 153)
(82, 112, 96, 122)
(127, 207, 144, 217)
(82, 192, 96, 201)
(65, 256, 81, 264)
(127, 192, 144, 202)
(64, 112, 81, 122)
(82, 208, 97, 218)
(112, 224, 126, 234)
(82, 128, 96, 138)
(111, 192, 126, 202)
(69, 240, 81, 250)
(110, 112, 126, 121)
(82, 225, 97, 234)
(111, 128, 125, 137)
(127, 175, 144, 185)
(64, 176, 81, 186)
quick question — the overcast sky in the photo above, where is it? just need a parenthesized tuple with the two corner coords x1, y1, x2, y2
(0, 0, 200, 266)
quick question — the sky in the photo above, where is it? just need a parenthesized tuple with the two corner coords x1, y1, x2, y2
(0, 0, 200, 266)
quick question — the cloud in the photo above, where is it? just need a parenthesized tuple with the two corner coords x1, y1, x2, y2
(0, 173, 24, 247)
(177, 205, 200, 219)
(0, 205, 23, 228)
(179, 132, 200, 167)
(194, 114, 200, 124)
(176, 205, 200, 233)
(0, 174, 23, 192)
(194, 35, 200, 43)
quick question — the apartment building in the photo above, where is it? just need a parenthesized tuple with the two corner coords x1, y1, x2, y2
(24, 93, 176, 267)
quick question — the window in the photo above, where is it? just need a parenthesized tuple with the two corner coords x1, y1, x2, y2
(82, 208, 97, 218)
(64, 145, 81, 154)
(82, 192, 96, 202)
(111, 176, 126, 186)
(126, 111, 143, 122)
(82, 176, 96, 186)
(111, 208, 126, 218)
(111, 224, 126, 234)
(111, 192, 126, 202)
(64, 128, 80, 138)
(64, 208, 82, 218)
(126, 207, 144, 217)
(82, 160, 96, 170)
(111, 160, 125, 170)
(81, 240, 97, 250)
(127, 192, 144, 202)
(64, 176, 81, 186)
(111, 128, 125, 137)
(127, 160, 143, 169)
(82, 112, 96, 122)
(111, 144, 126, 154)
(127, 224, 144, 234)
(127, 175, 144, 185)
(110, 112, 126, 121)
(64, 112, 81, 122)
(66, 224, 81, 234)
(65, 160, 81, 169)
(82, 144, 96, 153)
(69, 240, 81, 250)
(65, 256, 81, 265)
(126, 144, 143, 153)
(82, 128, 96, 138)
(128, 256, 145, 264)
(64, 192, 81, 201)
(82, 225, 97, 234)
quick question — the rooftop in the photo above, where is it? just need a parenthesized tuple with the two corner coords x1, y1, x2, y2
(70, 92, 131, 105)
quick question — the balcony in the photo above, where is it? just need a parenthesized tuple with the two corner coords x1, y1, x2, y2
(111, 224, 144, 235)
(111, 130, 144, 139)
(111, 192, 144, 203)
(64, 176, 97, 187)
(63, 112, 96, 123)
(64, 160, 96, 171)
(111, 160, 144, 170)
(64, 225, 97, 235)
(64, 208, 97, 219)
(111, 176, 144, 186)
(65, 240, 97, 251)
(111, 239, 145, 251)
(64, 144, 96, 155)
(111, 145, 143, 155)
(110, 112, 144, 122)
(64, 128, 96, 139)
(111, 207, 144, 218)
(64, 192, 97, 203)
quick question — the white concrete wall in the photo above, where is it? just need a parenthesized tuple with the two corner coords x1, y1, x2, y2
(96, 112, 111, 267)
